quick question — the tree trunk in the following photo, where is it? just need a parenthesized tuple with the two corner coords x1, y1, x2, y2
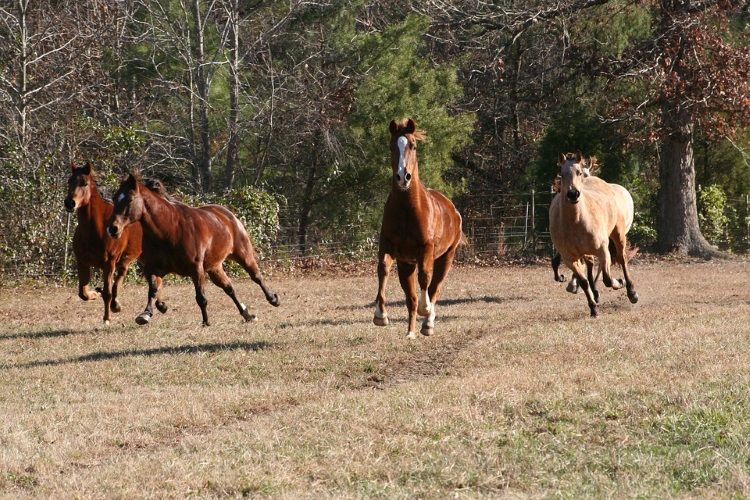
(656, 104, 720, 257)
(190, 0, 211, 192)
(298, 150, 318, 256)
(224, 0, 239, 190)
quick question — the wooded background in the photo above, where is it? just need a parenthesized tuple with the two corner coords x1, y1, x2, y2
(1, 0, 749, 280)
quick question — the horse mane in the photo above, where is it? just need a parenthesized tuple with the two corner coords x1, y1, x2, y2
(142, 177, 176, 202)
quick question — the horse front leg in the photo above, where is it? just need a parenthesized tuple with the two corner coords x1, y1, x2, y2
(191, 271, 210, 326)
(568, 258, 598, 317)
(101, 261, 115, 324)
(77, 264, 99, 301)
(416, 243, 435, 317)
(396, 261, 418, 339)
(135, 274, 159, 325)
(373, 250, 393, 326)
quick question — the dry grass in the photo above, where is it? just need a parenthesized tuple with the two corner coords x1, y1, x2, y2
(0, 259, 748, 497)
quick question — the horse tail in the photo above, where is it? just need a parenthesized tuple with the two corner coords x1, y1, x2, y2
(610, 239, 639, 267)
(459, 232, 469, 247)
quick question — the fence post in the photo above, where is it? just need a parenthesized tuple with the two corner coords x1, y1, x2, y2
(531, 188, 536, 250)
(523, 201, 529, 248)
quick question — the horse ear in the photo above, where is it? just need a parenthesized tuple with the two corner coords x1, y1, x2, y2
(389, 120, 398, 135)
(558, 153, 566, 165)
(405, 118, 416, 134)
(82, 162, 91, 175)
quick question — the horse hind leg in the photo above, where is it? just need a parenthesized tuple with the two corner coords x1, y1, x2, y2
(613, 230, 638, 304)
(421, 246, 457, 336)
(154, 276, 168, 314)
(585, 256, 600, 304)
(374, 251, 393, 326)
(208, 266, 256, 322)
(77, 265, 99, 301)
(396, 261, 419, 339)
(233, 247, 280, 307)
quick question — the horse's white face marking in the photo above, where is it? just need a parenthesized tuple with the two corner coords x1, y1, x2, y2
(116, 192, 126, 204)
(396, 136, 410, 190)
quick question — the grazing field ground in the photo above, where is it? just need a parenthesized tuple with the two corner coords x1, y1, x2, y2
(0, 259, 748, 497)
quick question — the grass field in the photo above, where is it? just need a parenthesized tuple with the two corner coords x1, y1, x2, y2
(0, 259, 748, 497)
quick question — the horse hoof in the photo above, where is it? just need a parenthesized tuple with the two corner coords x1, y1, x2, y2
(628, 291, 639, 304)
(566, 283, 579, 294)
(156, 301, 168, 314)
(373, 315, 389, 327)
(556, 275, 566, 282)
(618, 278, 626, 287)
(268, 294, 281, 307)
(103, 319, 110, 326)
(135, 313, 151, 325)
(111, 301, 122, 313)
(589, 309, 598, 318)
(242, 311, 258, 322)
(202, 321, 211, 327)
(420, 326, 433, 336)
(406, 331, 417, 339)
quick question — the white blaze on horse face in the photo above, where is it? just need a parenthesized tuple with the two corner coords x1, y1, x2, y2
(396, 136, 409, 189)
(116, 192, 126, 204)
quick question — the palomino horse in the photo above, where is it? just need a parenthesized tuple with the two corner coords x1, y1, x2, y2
(106, 173, 280, 326)
(64, 163, 167, 324)
(549, 152, 638, 316)
(373, 118, 463, 338)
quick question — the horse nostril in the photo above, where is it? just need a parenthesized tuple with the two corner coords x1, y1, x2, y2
(405, 173, 412, 181)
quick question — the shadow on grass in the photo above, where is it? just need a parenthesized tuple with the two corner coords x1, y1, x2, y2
(337, 295, 523, 311)
(0, 329, 83, 341)
(1, 341, 273, 370)
(277, 314, 464, 330)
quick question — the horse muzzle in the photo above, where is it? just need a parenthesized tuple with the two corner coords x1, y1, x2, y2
(106, 225, 121, 239)
(64, 198, 76, 212)
(395, 172, 412, 191)
(566, 189, 580, 204)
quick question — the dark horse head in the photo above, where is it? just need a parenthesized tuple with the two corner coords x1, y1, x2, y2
(64, 162, 95, 212)
(389, 118, 426, 192)
(107, 172, 143, 239)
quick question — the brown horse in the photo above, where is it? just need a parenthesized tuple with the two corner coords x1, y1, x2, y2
(106, 173, 280, 326)
(373, 118, 463, 338)
(549, 152, 638, 317)
(64, 163, 167, 324)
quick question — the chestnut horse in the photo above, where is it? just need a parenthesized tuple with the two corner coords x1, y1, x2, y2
(549, 152, 638, 317)
(106, 173, 280, 326)
(64, 163, 166, 324)
(373, 118, 463, 338)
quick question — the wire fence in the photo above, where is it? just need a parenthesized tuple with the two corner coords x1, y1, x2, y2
(1, 189, 749, 283)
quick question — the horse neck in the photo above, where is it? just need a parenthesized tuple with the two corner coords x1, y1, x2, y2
(139, 187, 180, 241)
(77, 182, 109, 234)
(392, 169, 426, 209)
(559, 191, 587, 224)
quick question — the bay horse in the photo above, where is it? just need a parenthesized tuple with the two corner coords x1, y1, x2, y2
(106, 173, 280, 326)
(373, 118, 463, 338)
(549, 152, 638, 317)
(64, 163, 167, 324)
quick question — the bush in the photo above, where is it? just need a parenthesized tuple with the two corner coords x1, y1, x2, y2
(698, 185, 730, 249)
